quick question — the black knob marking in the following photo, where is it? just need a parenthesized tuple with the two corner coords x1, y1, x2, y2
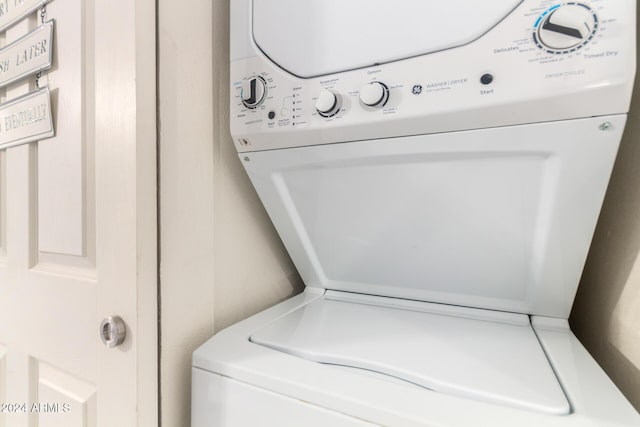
(246, 78, 258, 104)
(542, 12, 584, 39)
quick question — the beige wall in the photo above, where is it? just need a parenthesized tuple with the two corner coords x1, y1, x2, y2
(158, 0, 302, 425)
(209, 1, 302, 332)
(159, 0, 639, 425)
(570, 27, 640, 410)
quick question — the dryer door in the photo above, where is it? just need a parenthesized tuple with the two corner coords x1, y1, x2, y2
(252, 0, 523, 77)
(241, 116, 624, 318)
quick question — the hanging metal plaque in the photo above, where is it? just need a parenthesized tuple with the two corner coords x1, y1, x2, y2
(0, 19, 53, 89)
(0, 0, 52, 33)
(0, 86, 54, 149)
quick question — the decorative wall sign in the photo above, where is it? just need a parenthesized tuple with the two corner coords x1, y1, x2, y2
(0, 86, 54, 149)
(0, 20, 53, 89)
(0, 0, 52, 33)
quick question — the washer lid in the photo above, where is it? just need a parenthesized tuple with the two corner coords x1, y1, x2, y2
(252, 0, 523, 78)
(250, 292, 571, 415)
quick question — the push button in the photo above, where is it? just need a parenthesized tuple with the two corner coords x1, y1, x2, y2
(480, 74, 494, 85)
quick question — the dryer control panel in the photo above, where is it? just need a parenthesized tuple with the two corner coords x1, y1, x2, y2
(231, 0, 635, 152)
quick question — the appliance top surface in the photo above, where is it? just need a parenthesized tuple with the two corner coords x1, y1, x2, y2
(252, 0, 523, 78)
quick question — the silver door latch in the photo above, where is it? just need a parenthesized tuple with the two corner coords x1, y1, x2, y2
(100, 315, 127, 348)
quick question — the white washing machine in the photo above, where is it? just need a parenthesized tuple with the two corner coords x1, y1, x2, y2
(192, 1, 640, 425)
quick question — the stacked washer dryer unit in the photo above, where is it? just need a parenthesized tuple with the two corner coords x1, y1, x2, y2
(193, 1, 639, 426)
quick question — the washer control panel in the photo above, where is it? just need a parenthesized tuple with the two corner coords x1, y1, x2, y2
(231, 0, 634, 152)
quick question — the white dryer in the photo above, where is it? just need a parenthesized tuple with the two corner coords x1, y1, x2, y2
(193, 1, 640, 425)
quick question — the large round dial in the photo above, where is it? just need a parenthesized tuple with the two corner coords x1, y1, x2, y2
(534, 3, 597, 54)
(241, 76, 267, 109)
(359, 81, 390, 108)
(315, 90, 341, 117)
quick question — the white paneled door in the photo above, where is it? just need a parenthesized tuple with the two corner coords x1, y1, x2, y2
(0, 1, 157, 426)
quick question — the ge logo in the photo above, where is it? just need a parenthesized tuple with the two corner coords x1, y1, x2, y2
(412, 84, 423, 95)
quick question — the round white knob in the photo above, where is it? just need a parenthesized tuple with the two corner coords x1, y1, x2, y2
(359, 81, 389, 108)
(315, 90, 340, 117)
(538, 4, 596, 51)
(241, 77, 267, 109)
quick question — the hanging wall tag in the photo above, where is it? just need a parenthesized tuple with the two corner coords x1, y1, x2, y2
(0, 20, 53, 89)
(0, 86, 54, 149)
(0, 0, 52, 33)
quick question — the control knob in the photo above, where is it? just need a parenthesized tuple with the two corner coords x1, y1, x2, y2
(241, 76, 267, 109)
(536, 4, 597, 52)
(359, 81, 390, 109)
(315, 90, 341, 117)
